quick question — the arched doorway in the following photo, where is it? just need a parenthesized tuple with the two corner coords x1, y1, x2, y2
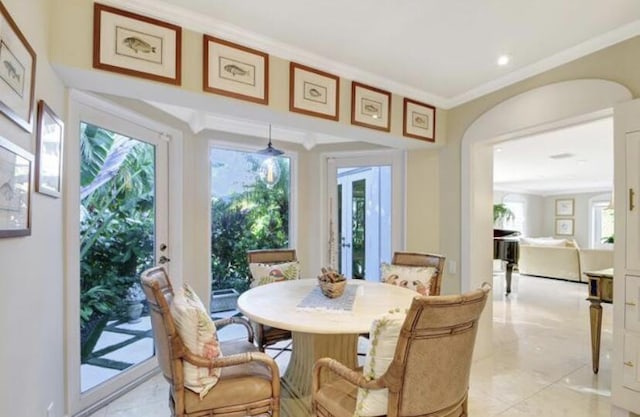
(460, 79, 631, 357)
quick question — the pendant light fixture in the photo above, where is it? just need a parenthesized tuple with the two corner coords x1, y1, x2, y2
(257, 125, 283, 188)
(257, 124, 284, 157)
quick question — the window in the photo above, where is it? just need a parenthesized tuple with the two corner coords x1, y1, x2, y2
(209, 146, 292, 303)
(590, 199, 614, 248)
(502, 199, 526, 235)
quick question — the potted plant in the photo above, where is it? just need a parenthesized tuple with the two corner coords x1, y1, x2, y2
(125, 283, 145, 323)
(493, 203, 515, 228)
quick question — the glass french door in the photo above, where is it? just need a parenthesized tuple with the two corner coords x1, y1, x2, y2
(338, 175, 368, 279)
(328, 152, 404, 281)
(67, 96, 170, 414)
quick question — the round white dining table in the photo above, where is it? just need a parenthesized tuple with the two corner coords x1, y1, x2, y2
(237, 279, 416, 414)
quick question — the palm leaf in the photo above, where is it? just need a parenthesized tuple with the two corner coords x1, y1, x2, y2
(80, 135, 137, 200)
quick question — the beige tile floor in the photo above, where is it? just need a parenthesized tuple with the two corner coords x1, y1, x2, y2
(88, 272, 613, 417)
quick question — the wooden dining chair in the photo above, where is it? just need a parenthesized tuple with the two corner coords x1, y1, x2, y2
(391, 251, 446, 296)
(247, 249, 298, 352)
(313, 284, 491, 417)
(140, 266, 280, 417)
(362, 251, 446, 340)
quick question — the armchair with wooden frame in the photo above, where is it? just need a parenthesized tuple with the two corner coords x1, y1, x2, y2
(140, 266, 280, 417)
(247, 249, 298, 352)
(391, 251, 446, 296)
(359, 251, 446, 340)
(312, 284, 491, 417)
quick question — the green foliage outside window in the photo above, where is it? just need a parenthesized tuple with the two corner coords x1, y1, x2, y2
(210, 155, 290, 294)
(79, 123, 155, 360)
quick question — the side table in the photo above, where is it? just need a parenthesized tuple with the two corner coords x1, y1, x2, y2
(584, 268, 613, 374)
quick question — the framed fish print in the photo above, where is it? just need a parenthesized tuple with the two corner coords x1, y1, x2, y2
(0, 135, 32, 238)
(35, 101, 63, 198)
(555, 198, 574, 216)
(403, 98, 436, 142)
(93, 3, 182, 85)
(555, 218, 574, 236)
(0, 2, 36, 132)
(289, 62, 339, 120)
(203, 35, 269, 105)
(351, 82, 391, 132)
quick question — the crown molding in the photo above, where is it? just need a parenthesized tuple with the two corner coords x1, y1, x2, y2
(145, 101, 349, 149)
(101, 0, 640, 110)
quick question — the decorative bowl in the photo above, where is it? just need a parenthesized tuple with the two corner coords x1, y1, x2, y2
(317, 266, 348, 298)
(318, 277, 347, 298)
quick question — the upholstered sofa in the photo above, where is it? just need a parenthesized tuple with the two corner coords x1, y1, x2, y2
(578, 248, 615, 281)
(517, 237, 613, 283)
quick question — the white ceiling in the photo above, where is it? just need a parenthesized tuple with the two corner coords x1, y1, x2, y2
(493, 117, 613, 196)
(121, 0, 640, 108)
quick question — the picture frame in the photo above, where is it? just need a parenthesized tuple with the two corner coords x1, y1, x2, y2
(203, 35, 269, 105)
(93, 3, 182, 85)
(0, 135, 32, 238)
(403, 98, 436, 142)
(289, 62, 339, 121)
(555, 198, 574, 216)
(35, 100, 64, 198)
(351, 82, 391, 132)
(0, 2, 36, 132)
(555, 218, 574, 236)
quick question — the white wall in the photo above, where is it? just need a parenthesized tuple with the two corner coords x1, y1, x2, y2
(494, 190, 612, 247)
(541, 191, 612, 248)
(0, 1, 66, 417)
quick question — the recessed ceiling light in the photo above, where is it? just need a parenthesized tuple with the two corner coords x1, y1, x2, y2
(497, 54, 510, 66)
(495, 147, 502, 152)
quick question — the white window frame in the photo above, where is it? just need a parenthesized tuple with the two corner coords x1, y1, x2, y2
(66, 90, 183, 415)
(589, 193, 614, 249)
(322, 150, 405, 270)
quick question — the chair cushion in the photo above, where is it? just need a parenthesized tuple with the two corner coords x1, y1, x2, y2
(184, 361, 274, 413)
(380, 263, 436, 295)
(170, 284, 222, 398)
(355, 309, 406, 416)
(249, 261, 301, 287)
(315, 378, 360, 417)
(184, 338, 272, 413)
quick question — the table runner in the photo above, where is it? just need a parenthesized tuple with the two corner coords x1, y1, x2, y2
(296, 284, 358, 312)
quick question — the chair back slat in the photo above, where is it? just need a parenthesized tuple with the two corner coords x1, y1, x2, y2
(384, 285, 490, 417)
(247, 249, 297, 265)
(392, 251, 445, 295)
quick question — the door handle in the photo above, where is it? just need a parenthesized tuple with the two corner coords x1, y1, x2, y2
(159, 255, 171, 264)
(342, 243, 351, 248)
(630, 188, 635, 211)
